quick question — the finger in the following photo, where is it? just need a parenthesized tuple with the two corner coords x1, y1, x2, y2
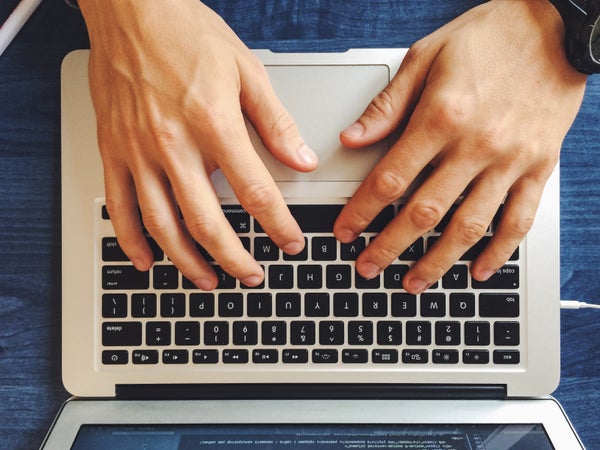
(103, 161, 154, 272)
(339, 43, 434, 148)
(470, 175, 546, 281)
(240, 57, 318, 172)
(401, 169, 511, 294)
(353, 147, 485, 282)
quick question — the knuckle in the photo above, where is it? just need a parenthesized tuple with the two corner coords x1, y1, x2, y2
(240, 182, 277, 217)
(365, 87, 396, 120)
(142, 211, 173, 242)
(269, 108, 298, 141)
(503, 214, 534, 238)
(371, 169, 409, 203)
(428, 92, 470, 134)
(454, 216, 489, 246)
(185, 212, 221, 245)
(407, 202, 444, 231)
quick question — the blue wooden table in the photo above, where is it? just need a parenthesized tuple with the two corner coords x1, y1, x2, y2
(0, 1, 598, 449)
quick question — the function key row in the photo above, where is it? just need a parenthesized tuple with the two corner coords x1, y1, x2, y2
(102, 292, 520, 319)
(102, 348, 520, 366)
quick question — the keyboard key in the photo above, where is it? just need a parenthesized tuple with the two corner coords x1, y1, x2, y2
(160, 294, 186, 318)
(340, 237, 365, 261)
(131, 294, 157, 318)
(283, 349, 309, 363)
(342, 349, 369, 364)
(435, 321, 461, 346)
(319, 321, 344, 345)
(103, 265, 149, 290)
(102, 322, 142, 347)
(406, 321, 431, 346)
(297, 265, 323, 289)
(175, 321, 200, 346)
(102, 294, 127, 318)
(479, 294, 520, 318)
(463, 349, 489, 364)
(133, 350, 159, 365)
(312, 237, 337, 261)
(254, 237, 280, 261)
(193, 349, 219, 364)
(163, 349, 189, 364)
(247, 293, 272, 317)
(348, 321, 373, 345)
(223, 349, 249, 363)
(449, 293, 475, 317)
(289, 205, 343, 233)
(493, 350, 521, 365)
(218, 293, 243, 317)
(465, 322, 491, 346)
(366, 205, 395, 232)
(472, 265, 519, 289)
(442, 265, 468, 289)
(398, 238, 424, 261)
(384, 265, 409, 289)
(252, 349, 278, 363)
(362, 293, 388, 317)
(372, 349, 399, 364)
(102, 237, 129, 262)
(391, 293, 417, 317)
(355, 270, 380, 289)
(102, 350, 128, 365)
(433, 349, 459, 364)
(146, 322, 171, 346)
(333, 293, 359, 317)
(153, 265, 179, 289)
(420, 293, 446, 317)
(494, 322, 520, 346)
(222, 205, 250, 233)
(214, 266, 237, 289)
(233, 321, 258, 346)
(269, 265, 294, 289)
(305, 293, 330, 317)
(204, 322, 229, 346)
(283, 237, 308, 261)
(402, 349, 428, 364)
(326, 265, 351, 289)
(377, 321, 402, 345)
(262, 321, 287, 345)
(276, 293, 301, 317)
(290, 321, 316, 345)
(189, 293, 215, 317)
(312, 349, 338, 363)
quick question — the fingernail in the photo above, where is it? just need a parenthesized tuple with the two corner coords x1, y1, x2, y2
(342, 122, 365, 139)
(407, 278, 428, 294)
(194, 277, 217, 291)
(297, 144, 318, 166)
(241, 274, 263, 287)
(131, 258, 151, 272)
(283, 240, 305, 255)
(336, 227, 357, 243)
(360, 261, 381, 279)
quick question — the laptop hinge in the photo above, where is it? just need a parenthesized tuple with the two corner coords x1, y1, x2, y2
(115, 384, 507, 401)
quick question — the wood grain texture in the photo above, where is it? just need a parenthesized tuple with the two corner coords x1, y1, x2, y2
(0, 1, 598, 449)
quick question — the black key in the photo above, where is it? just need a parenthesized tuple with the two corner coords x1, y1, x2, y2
(102, 350, 129, 365)
(333, 293, 359, 317)
(189, 293, 215, 317)
(319, 321, 344, 345)
(132, 350, 159, 365)
(283, 349, 309, 363)
(355, 270, 380, 289)
(290, 321, 316, 345)
(153, 265, 179, 289)
(276, 293, 301, 317)
(102, 293, 127, 318)
(214, 266, 237, 290)
(204, 321, 229, 346)
(363, 293, 388, 317)
(442, 265, 468, 289)
(253, 349, 278, 364)
(233, 321, 258, 346)
(312, 349, 338, 363)
(192, 349, 219, 364)
(449, 293, 475, 317)
(372, 349, 399, 364)
(435, 205, 458, 233)
(102, 237, 129, 262)
(175, 321, 200, 346)
(340, 237, 365, 261)
(406, 321, 431, 346)
(342, 349, 369, 364)
(384, 265, 409, 289)
(283, 237, 308, 261)
(269, 265, 294, 289)
(464, 322, 490, 346)
(312, 237, 337, 261)
(420, 293, 446, 317)
(223, 349, 249, 363)
(326, 265, 351, 289)
(493, 350, 520, 365)
(391, 293, 417, 317)
(472, 266, 519, 290)
(479, 294, 520, 318)
(398, 238, 424, 261)
(254, 237, 279, 261)
(348, 321, 373, 345)
(247, 293, 272, 317)
(494, 322, 520, 346)
(435, 321, 461, 346)
(131, 294, 157, 318)
(402, 349, 428, 364)
(366, 205, 395, 232)
(289, 205, 344, 233)
(160, 294, 186, 317)
(463, 350, 490, 364)
(218, 293, 244, 317)
(262, 321, 287, 345)
(377, 321, 402, 345)
(297, 265, 323, 289)
(222, 205, 251, 233)
(103, 266, 149, 290)
(102, 322, 142, 347)
(146, 321, 171, 346)
(305, 293, 330, 317)
(163, 349, 189, 364)
(433, 349, 459, 364)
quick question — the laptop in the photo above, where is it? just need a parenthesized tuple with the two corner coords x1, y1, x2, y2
(42, 48, 583, 449)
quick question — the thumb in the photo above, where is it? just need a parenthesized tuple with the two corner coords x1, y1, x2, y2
(340, 47, 433, 148)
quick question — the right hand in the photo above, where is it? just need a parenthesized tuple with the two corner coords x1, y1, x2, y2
(78, 0, 318, 290)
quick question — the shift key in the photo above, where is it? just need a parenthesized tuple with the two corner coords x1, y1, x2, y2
(103, 265, 150, 290)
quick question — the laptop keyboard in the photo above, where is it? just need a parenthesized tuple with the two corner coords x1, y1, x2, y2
(99, 201, 522, 368)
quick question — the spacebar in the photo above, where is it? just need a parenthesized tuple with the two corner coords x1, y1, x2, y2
(289, 205, 344, 233)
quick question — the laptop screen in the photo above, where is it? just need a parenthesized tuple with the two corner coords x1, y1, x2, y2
(71, 423, 553, 449)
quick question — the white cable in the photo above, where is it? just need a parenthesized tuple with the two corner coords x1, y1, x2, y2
(560, 300, 600, 310)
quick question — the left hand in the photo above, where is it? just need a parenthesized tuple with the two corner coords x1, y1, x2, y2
(334, 0, 586, 294)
